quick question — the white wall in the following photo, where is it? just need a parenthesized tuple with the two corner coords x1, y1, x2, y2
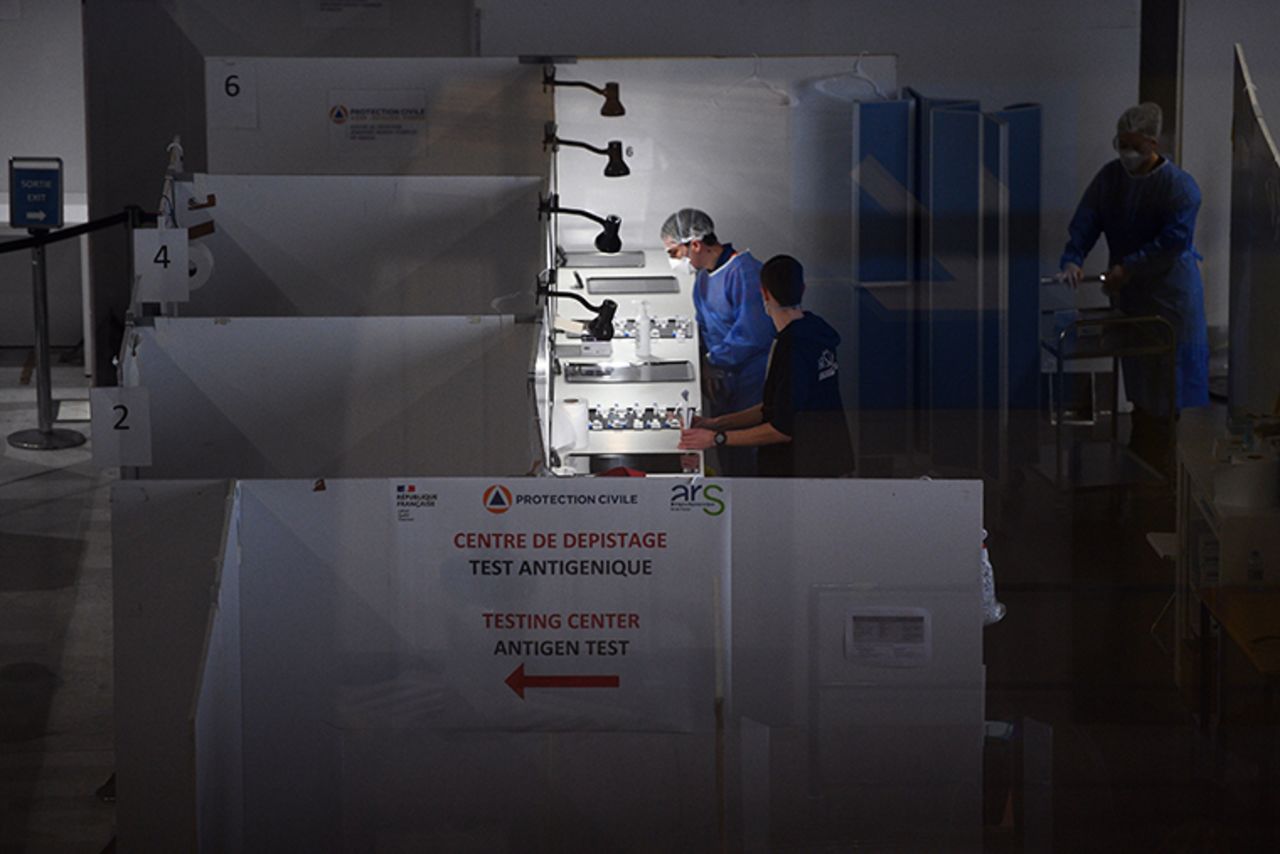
(1182, 0, 1280, 330)
(477, 0, 1141, 278)
(0, 1, 86, 196)
(0, 0, 87, 346)
(553, 56, 896, 267)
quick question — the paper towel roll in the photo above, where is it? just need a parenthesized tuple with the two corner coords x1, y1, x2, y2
(552, 399, 590, 453)
(561, 399, 589, 451)
(188, 242, 214, 291)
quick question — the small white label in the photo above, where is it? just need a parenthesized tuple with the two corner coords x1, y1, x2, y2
(133, 230, 190, 303)
(390, 480, 437, 523)
(844, 607, 932, 667)
(328, 88, 426, 157)
(207, 59, 259, 129)
(91, 387, 152, 467)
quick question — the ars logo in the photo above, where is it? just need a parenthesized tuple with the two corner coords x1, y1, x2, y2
(483, 484, 514, 514)
(670, 483, 726, 516)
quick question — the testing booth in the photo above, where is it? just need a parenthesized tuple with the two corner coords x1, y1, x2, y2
(98, 53, 1008, 851)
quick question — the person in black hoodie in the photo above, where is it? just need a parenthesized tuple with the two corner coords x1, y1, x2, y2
(679, 254, 854, 477)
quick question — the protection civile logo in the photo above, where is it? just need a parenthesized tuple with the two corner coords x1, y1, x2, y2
(483, 484, 514, 514)
(328, 105, 349, 125)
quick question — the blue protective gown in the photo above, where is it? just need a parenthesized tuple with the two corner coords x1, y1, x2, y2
(1060, 158, 1210, 415)
(692, 245, 776, 415)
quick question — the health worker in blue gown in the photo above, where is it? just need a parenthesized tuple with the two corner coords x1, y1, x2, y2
(1059, 102, 1210, 462)
(661, 208, 775, 476)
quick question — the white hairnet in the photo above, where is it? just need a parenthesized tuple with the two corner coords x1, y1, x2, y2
(660, 208, 715, 244)
(1117, 102, 1162, 139)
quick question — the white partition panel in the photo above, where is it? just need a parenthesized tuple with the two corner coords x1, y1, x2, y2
(233, 478, 728, 851)
(125, 477, 984, 850)
(193, 486, 245, 853)
(125, 316, 537, 479)
(164, 0, 472, 58)
(205, 57, 550, 177)
(176, 175, 544, 317)
(113, 480, 232, 854)
(731, 478, 985, 849)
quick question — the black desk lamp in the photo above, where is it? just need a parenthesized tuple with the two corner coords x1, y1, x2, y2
(543, 122, 630, 177)
(543, 66, 625, 117)
(539, 270, 617, 340)
(538, 193, 622, 253)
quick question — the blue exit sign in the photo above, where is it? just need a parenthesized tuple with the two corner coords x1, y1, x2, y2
(9, 157, 63, 230)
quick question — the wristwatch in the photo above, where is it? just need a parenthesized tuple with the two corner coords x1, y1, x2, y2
(714, 430, 728, 447)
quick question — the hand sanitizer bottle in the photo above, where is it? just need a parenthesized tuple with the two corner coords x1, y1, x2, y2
(635, 301, 652, 360)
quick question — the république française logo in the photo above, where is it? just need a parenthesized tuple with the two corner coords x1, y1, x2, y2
(483, 484, 513, 514)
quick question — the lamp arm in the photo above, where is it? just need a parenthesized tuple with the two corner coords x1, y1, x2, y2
(543, 287, 606, 314)
(551, 136, 609, 156)
(545, 205, 609, 228)
(552, 79, 607, 97)
(543, 66, 607, 98)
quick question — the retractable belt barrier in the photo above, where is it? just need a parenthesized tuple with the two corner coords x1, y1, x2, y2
(2, 206, 154, 450)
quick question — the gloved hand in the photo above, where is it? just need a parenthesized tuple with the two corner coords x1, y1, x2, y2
(1058, 262, 1083, 288)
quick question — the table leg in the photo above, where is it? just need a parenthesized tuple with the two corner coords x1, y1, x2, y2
(1111, 355, 1119, 444)
(1056, 353, 1065, 486)
(1200, 600, 1212, 735)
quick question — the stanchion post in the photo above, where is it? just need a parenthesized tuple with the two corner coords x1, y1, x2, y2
(7, 229, 87, 451)
(32, 236, 54, 432)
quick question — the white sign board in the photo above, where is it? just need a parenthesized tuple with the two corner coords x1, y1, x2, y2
(396, 478, 728, 729)
(237, 478, 729, 733)
(133, 229, 190, 303)
(90, 386, 152, 466)
(206, 59, 259, 129)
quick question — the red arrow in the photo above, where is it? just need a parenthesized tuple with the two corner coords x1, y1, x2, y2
(504, 663, 620, 699)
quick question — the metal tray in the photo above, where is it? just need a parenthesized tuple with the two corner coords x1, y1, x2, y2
(563, 251, 647, 268)
(563, 361, 695, 383)
(586, 276, 680, 295)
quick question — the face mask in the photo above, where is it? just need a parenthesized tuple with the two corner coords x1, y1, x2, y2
(668, 254, 693, 275)
(1118, 148, 1147, 174)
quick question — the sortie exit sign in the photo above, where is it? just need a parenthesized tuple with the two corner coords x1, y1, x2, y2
(8, 157, 63, 230)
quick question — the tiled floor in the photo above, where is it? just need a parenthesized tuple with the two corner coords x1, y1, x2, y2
(0, 353, 115, 854)
(0, 350, 1276, 851)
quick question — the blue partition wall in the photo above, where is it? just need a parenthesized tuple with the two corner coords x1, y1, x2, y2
(995, 104, 1043, 411)
(928, 108, 984, 411)
(852, 91, 1041, 469)
(853, 99, 914, 418)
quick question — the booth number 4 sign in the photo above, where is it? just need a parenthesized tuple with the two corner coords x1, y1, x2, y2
(90, 387, 152, 467)
(133, 229, 190, 303)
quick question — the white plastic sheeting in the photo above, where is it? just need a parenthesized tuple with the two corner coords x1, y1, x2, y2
(174, 174, 544, 317)
(122, 316, 537, 479)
